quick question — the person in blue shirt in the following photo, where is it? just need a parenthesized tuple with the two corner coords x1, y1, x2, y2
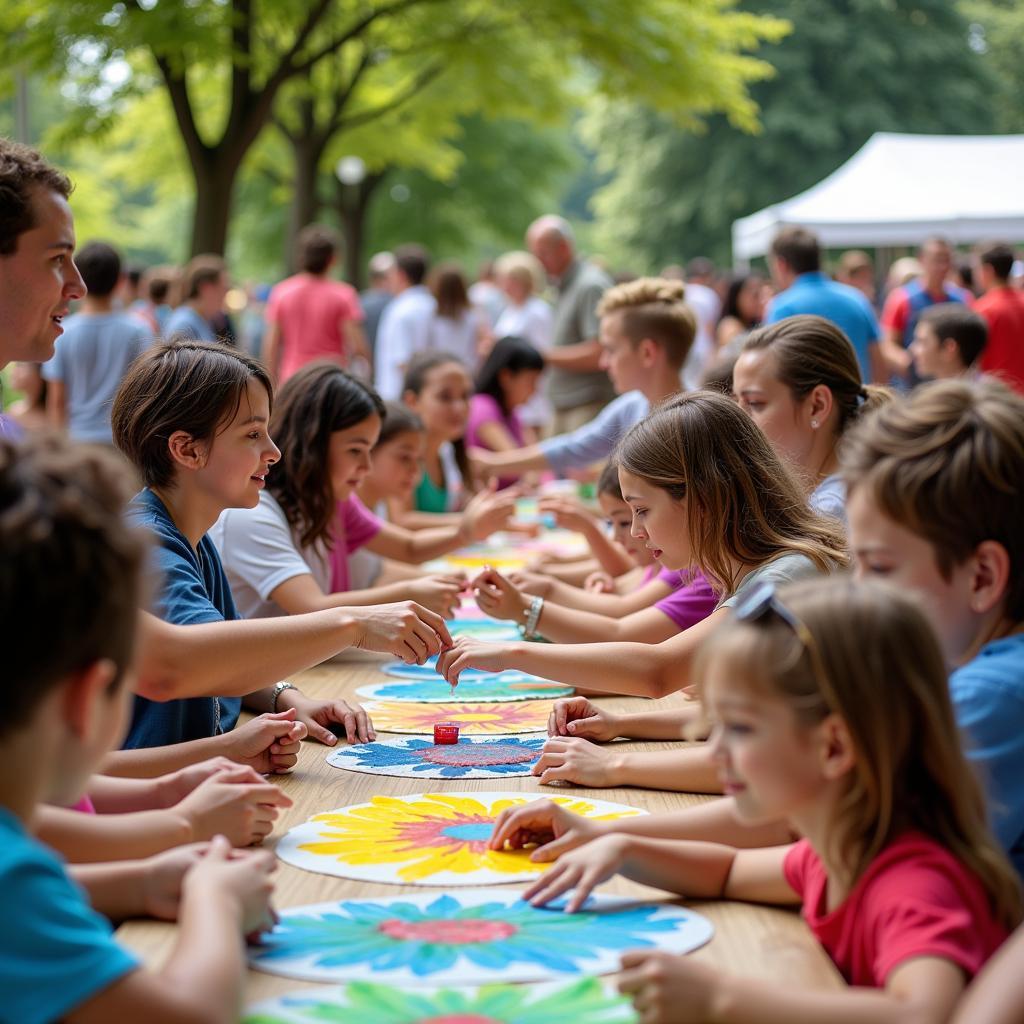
(765, 226, 883, 384)
(0, 432, 276, 1022)
(843, 377, 1024, 876)
(163, 254, 226, 343)
(105, 338, 385, 779)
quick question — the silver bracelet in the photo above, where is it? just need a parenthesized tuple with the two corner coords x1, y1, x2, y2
(271, 680, 296, 713)
(523, 595, 544, 639)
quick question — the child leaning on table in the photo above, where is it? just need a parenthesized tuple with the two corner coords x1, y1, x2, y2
(512, 577, 1021, 1024)
(106, 340, 380, 778)
(0, 434, 274, 1024)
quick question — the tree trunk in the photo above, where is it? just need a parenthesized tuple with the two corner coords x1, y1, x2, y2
(189, 158, 238, 256)
(285, 134, 327, 272)
(336, 170, 387, 289)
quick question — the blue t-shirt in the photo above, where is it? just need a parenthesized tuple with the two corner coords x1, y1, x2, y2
(164, 304, 217, 343)
(950, 633, 1024, 877)
(766, 272, 880, 382)
(125, 488, 242, 748)
(41, 311, 153, 443)
(538, 390, 649, 475)
(0, 807, 138, 1022)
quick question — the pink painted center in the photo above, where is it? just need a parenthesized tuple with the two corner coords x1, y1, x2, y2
(420, 743, 536, 767)
(397, 815, 493, 852)
(378, 918, 518, 944)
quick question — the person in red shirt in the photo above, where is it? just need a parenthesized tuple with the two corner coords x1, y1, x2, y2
(492, 577, 1020, 1024)
(262, 224, 369, 384)
(974, 242, 1024, 394)
(879, 237, 971, 385)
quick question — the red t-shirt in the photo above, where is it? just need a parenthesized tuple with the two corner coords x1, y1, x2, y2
(880, 283, 971, 337)
(975, 286, 1024, 394)
(783, 832, 1008, 987)
(265, 273, 363, 382)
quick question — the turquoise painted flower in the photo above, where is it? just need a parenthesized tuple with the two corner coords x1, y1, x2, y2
(252, 893, 679, 977)
(332, 737, 545, 778)
(243, 977, 637, 1023)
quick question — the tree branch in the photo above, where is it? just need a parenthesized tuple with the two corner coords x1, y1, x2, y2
(286, 0, 450, 79)
(335, 62, 444, 132)
(227, 0, 253, 138)
(150, 52, 208, 170)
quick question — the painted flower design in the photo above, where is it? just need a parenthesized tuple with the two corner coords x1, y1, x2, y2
(294, 792, 642, 883)
(243, 977, 637, 1024)
(253, 892, 684, 978)
(364, 700, 551, 736)
(330, 737, 545, 778)
(358, 677, 572, 704)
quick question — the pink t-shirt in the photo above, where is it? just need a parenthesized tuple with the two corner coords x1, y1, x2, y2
(265, 274, 364, 382)
(784, 832, 1008, 987)
(653, 567, 718, 631)
(467, 393, 527, 489)
(328, 495, 384, 593)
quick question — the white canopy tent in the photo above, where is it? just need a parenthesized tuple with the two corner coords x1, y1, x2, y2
(732, 132, 1024, 263)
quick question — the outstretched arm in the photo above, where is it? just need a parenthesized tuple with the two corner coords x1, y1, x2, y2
(437, 608, 728, 698)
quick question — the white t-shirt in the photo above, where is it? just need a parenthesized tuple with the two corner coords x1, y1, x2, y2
(210, 491, 333, 620)
(810, 474, 847, 523)
(374, 285, 436, 400)
(427, 307, 488, 372)
(718, 553, 823, 610)
(495, 297, 555, 428)
(680, 282, 721, 389)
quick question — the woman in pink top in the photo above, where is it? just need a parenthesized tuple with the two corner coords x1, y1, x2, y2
(467, 335, 545, 488)
(490, 577, 1019, 1023)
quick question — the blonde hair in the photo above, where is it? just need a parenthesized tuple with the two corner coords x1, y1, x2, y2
(494, 250, 545, 294)
(616, 390, 848, 595)
(841, 377, 1024, 621)
(695, 577, 1022, 929)
(596, 277, 697, 370)
(741, 315, 893, 435)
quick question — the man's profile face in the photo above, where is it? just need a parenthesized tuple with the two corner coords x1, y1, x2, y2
(0, 187, 86, 367)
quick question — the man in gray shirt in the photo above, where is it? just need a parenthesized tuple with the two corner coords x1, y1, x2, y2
(42, 241, 152, 443)
(526, 215, 615, 433)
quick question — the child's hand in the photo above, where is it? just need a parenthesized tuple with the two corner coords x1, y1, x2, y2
(538, 496, 595, 534)
(548, 696, 622, 741)
(406, 575, 463, 619)
(472, 568, 529, 622)
(349, 601, 452, 663)
(617, 950, 719, 1023)
(184, 834, 277, 938)
(176, 764, 292, 845)
(279, 690, 376, 745)
(488, 798, 606, 861)
(221, 710, 307, 774)
(142, 843, 208, 921)
(158, 755, 240, 807)
(509, 570, 554, 597)
(532, 736, 623, 788)
(521, 833, 630, 912)
(461, 483, 517, 541)
(584, 570, 615, 594)
(435, 636, 514, 685)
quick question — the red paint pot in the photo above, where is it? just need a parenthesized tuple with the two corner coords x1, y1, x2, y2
(433, 722, 460, 744)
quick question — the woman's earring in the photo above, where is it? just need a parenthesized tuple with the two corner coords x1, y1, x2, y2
(810, 419, 819, 428)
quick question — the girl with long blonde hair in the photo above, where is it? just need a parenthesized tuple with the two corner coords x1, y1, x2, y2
(437, 390, 847, 792)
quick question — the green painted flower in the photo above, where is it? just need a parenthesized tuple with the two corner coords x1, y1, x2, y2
(243, 977, 637, 1023)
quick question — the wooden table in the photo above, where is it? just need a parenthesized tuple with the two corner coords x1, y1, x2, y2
(117, 649, 843, 1005)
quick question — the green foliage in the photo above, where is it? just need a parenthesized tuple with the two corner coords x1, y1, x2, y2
(585, 0, 997, 269)
(0, 0, 788, 258)
(958, 0, 1024, 133)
